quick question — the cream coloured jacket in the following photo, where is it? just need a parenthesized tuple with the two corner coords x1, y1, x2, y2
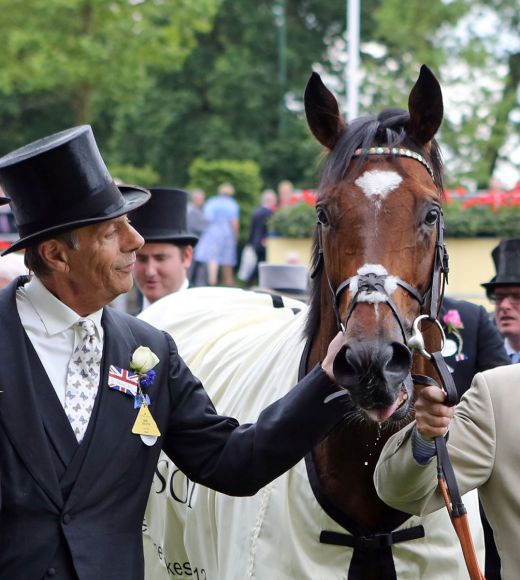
(375, 364, 520, 579)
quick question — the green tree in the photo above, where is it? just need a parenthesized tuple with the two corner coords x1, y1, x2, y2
(0, 0, 220, 151)
(367, 0, 519, 189)
(108, 0, 368, 188)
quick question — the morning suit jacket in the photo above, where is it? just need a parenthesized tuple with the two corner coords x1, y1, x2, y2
(375, 364, 520, 580)
(0, 277, 347, 580)
(440, 296, 510, 398)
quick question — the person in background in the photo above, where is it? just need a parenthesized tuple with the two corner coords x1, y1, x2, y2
(245, 189, 277, 283)
(186, 189, 207, 239)
(186, 189, 208, 287)
(0, 252, 28, 288)
(482, 238, 520, 362)
(130, 188, 198, 310)
(0, 125, 348, 580)
(194, 182, 239, 286)
(0, 187, 15, 240)
(277, 179, 295, 208)
(440, 296, 510, 397)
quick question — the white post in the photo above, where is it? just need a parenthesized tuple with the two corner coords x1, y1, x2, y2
(346, 0, 360, 121)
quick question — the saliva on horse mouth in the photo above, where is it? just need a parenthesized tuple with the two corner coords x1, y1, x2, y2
(363, 384, 410, 423)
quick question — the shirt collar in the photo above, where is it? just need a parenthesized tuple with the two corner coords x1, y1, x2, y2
(25, 276, 104, 338)
(504, 338, 518, 357)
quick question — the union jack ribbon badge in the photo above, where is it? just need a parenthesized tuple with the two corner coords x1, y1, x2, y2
(108, 365, 140, 397)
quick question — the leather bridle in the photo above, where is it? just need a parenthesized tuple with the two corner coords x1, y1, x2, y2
(313, 147, 485, 580)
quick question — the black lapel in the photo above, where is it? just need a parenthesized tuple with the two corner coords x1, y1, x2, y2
(0, 277, 63, 508)
(64, 307, 142, 510)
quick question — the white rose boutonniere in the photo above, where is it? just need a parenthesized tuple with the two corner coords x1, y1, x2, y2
(131, 346, 160, 375)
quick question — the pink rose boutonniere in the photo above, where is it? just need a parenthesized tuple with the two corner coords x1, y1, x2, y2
(442, 309, 467, 361)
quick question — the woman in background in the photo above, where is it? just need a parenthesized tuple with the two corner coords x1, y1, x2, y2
(194, 182, 239, 286)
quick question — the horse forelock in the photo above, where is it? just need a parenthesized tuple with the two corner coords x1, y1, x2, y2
(304, 107, 445, 343)
(320, 108, 444, 194)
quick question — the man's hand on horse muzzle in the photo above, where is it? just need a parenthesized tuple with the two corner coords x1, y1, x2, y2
(322, 331, 347, 382)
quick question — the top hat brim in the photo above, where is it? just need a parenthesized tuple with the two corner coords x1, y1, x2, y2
(141, 232, 199, 247)
(0, 197, 10, 206)
(2, 185, 150, 256)
(481, 279, 520, 292)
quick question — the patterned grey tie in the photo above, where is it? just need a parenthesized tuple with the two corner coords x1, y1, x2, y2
(65, 318, 102, 442)
(511, 352, 520, 364)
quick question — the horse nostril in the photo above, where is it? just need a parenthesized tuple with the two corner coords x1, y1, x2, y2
(384, 342, 412, 384)
(332, 344, 357, 388)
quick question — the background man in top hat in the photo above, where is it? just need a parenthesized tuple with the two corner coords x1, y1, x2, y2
(482, 238, 520, 362)
(130, 188, 197, 310)
(0, 126, 347, 580)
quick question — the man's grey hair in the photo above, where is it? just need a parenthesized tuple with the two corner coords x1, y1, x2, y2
(24, 230, 80, 277)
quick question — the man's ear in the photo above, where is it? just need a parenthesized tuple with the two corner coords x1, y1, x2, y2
(38, 239, 71, 273)
(182, 245, 193, 270)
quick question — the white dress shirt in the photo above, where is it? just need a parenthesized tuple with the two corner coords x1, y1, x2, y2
(504, 338, 520, 362)
(16, 276, 104, 406)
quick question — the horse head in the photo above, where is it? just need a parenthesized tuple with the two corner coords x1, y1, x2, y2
(304, 65, 445, 425)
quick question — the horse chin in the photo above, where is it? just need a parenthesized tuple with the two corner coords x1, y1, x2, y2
(364, 385, 411, 423)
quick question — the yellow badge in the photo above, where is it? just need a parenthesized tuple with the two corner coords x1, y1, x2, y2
(132, 403, 161, 437)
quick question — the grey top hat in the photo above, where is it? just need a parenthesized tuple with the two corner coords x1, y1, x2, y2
(128, 188, 198, 247)
(481, 238, 520, 296)
(0, 125, 150, 255)
(258, 263, 309, 297)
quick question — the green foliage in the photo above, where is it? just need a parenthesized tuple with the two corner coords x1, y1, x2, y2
(108, 164, 160, 188)
(268, 203, 316, 238)
(188, 158, 263, 244)
(444, 202, 520, 238)
(0, 0, 220, 144)
(269, 200, 520, 239)
(0, 0, 517, 196)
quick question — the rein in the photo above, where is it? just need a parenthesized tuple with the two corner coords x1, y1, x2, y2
(315, 147, 485, 580)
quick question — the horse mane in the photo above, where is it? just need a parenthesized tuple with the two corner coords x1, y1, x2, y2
(304, 107, 444, 342)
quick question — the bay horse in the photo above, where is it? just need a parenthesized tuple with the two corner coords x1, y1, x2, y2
(141, 66, 483, 579)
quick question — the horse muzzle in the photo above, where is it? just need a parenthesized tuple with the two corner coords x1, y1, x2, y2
(332, 340, 413, 421)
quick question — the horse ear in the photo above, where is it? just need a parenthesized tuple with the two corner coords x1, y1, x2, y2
(304, 72, 347, 150)
(407, 65, 444, 146)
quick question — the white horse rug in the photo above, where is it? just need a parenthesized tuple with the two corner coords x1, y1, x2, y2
(139, 287, 484, 580)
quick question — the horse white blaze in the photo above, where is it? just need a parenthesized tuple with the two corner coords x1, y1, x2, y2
(355, 170, 402, 209)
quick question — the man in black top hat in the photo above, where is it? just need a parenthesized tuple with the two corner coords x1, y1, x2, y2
(130, 188, 197, 309)
(482, 238, 520, 361)
(0, 125, 348, 580)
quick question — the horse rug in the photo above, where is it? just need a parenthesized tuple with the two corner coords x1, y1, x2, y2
(139, 287, 484, 580)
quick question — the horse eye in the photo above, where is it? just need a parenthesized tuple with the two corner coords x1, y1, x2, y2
(317, 208, 329, 226)
(424, 208, 440, 226)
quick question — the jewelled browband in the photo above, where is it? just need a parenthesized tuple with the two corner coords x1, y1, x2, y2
(353, 147, 436, 183)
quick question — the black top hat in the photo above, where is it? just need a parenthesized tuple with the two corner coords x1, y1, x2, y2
(481, 238, 520, 296)
(128, 188, 198, 247)
(0, 125, 150, 255)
